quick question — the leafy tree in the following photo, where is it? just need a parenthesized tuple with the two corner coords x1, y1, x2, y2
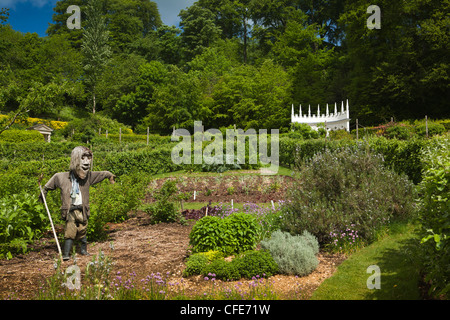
(0, 80, 75, 134)
(113, 60, 168, 129)
(46, 0, 85, 48)
(48, 0, 161, 51)
(0, 7, 9, 25)
(139, 66, 203, 134)
(340, 0, 449, 124)
(179, 3, 222, 61)
(107, 0, 161, 52)
(271, 12, 337, 105)
(81, 0, 112, 114)
(197, 0, 253, 63)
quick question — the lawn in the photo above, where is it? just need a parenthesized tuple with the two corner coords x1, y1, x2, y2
(312, 221, 422, 300)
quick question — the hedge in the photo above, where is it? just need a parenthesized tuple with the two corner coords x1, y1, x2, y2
(0, 129, 44, 143)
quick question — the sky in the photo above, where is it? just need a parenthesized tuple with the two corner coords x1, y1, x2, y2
(0, 0, 195, 37)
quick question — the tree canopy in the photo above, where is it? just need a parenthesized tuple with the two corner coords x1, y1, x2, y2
(0, 0, 448, 134)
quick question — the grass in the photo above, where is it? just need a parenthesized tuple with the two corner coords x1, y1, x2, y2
(312, 221, 423, 300)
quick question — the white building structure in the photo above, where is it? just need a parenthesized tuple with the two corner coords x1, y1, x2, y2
(291, 99, 350, 132)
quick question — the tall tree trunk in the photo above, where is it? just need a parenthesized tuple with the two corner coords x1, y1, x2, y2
(92, 90, 96, 114)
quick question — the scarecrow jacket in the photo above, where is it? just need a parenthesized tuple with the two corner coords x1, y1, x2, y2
(41, 171, 114, 221)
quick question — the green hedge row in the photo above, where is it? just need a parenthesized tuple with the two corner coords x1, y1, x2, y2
(0, 129, 44, 143)
(279, 136, 426, 184)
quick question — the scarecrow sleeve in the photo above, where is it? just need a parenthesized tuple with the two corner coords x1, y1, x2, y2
(89, 171, 115, 186)
(38, 173, 59, 203)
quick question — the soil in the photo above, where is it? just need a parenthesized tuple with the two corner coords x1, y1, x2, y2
(0, 172, 346, 300)
(145, 173, 295, 204)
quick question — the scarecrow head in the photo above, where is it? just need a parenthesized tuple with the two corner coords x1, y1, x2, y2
(69, 146, 93, 180)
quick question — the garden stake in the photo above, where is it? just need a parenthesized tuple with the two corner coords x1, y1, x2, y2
(38, 174, 63, 261)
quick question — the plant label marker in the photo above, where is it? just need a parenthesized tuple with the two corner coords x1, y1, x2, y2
(271, 200, 275, 210)
(194, 190, 196, 200)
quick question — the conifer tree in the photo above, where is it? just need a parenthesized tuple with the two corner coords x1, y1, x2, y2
(81, 0, 111, 114)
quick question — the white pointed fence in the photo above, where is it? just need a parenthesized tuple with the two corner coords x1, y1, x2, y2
(291, 100, 350, 132)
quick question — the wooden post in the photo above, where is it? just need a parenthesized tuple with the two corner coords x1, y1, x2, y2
(356, 119, 359, 140)
(147, 127, 149, 146)
(119, 128, 122, 143)
(425, 115, 428, 138)
(106, 129, 108, 139)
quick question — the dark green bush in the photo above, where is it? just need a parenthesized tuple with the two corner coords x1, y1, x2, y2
(183, 253, 209, 277)
(202, 258, 241, 281)
(232, 250, 279, 279)
(281, 146, 417, 246)
(198, 250, 278, 280)
(261, 230, 319, 276)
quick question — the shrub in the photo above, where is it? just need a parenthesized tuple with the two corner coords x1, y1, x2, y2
(0, 192, 47, 259)
(415, 121, 446, 138)
(140, 180, 180, 224)
(189, 213, 259, 255)
(417, 134, 449, 298)
(226, 212, 259, 254)
(0, 129, 44, 143)
(199, 250, 278, 280)
(183, 253, 209, 277)
(202, 258, 241, 281)
(189, 216, 235, 254)
(88, 173, 152, 240)
(232, 250, 279, 279)
(281, 146, 417, 246)
(261, 230, 319, 276)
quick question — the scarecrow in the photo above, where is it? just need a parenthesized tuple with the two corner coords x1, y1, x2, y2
(40, 146, 115, 261)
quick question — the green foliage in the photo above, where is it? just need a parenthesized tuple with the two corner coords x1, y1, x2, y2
(0, 129, 44, 143)
(189, 212, 259, 255)
(289, 123, 320, 139)
(202, 154, 241, 173)
(88, 173, 151, 240)
(0, 192, 47, 259)
(261, 230, 319, 276)
(140, 179, 180, 224)
(281, 146, 417, 246)
(202, 258, 241, 281)
(183, 253, 211, 277)
(186, 250, 279, 281)
(231, 250, 279, 279)
(417, 134, 450, 298)
(82, 0, 112, 113)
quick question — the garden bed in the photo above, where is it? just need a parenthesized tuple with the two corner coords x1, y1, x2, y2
(144, 172, 295, 204)
(0, 211, 346, 300)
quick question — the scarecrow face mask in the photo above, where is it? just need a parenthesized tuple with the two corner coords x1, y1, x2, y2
(77, 151, 92, 179)
(70, 147, 93, 180)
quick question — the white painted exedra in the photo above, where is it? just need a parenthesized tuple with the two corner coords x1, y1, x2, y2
(291, 99, 350, 132)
